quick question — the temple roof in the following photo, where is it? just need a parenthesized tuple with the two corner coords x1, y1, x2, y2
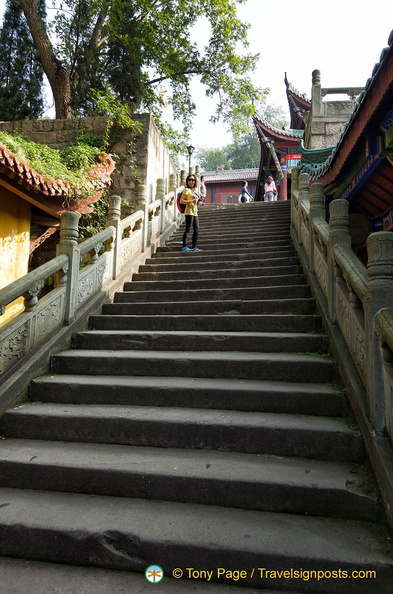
(253, 113, 304, 142)
(298, 30, 393, 184)
(0, 144, 115, 218)
(284, 73, 311, 130)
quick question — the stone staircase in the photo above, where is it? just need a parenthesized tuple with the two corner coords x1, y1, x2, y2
(0, 201, 392, 593)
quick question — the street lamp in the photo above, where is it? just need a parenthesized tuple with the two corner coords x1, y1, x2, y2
(187, 144, 194, 170)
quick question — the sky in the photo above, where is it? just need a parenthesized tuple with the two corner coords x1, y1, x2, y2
(187, 0, 393, 151)
(0, 0, 392, 155)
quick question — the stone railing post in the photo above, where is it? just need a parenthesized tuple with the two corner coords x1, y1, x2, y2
(106, 195, 122, 279)
(195, 164, 200, 194)
(56, 211, 80, 325)
(365, 232, 393, 433)
(309, 183, 325, 273)
(138, 184, 149, 252)
(290, 167, 299, 235)
(327, 199, 350, 323)
(169, 173, 177, 221)
(298, 172, 310, 247)
(156, 178, 166, 234)
(180, 170, 186, 186)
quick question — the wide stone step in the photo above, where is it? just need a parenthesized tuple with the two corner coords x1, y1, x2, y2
(170, 228, 292, 241)
(90, 313, 321, 332)
(29, 375, 345, 417)
(151, 251, 299, 264)
(0, 439, 376, 521)
(2, 404, 361, 460)
(0, 488, 390, 594)
(73, 330, 328, 353)
(123, 274, 307, 292)
(0, 557, 266, 594)
(139, 260, 303, 278)
(132, 265, 303, 282)
(49, 350, 336, 383)
(112, 284, 311, 303)
(104, 298, 316, 316)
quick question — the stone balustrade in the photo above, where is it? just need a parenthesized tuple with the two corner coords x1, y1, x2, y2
(291, 168, 393, 527)
(0, 174, 184, 410)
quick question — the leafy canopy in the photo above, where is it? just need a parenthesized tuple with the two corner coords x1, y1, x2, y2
(18, 0, 266, 142)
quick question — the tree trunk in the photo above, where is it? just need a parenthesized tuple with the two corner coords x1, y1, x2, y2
(18, 0, 73, 118)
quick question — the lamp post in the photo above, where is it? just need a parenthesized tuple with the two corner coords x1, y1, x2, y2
(187, 144, 194, 171)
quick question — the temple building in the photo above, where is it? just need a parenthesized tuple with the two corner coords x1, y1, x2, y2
(298, 30, 393, 261)
(252, 77, 310, 201)
(201, 167, 258, 204)
(0, 144, 114, 324)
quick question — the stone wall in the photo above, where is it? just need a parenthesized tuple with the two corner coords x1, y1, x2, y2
(304, 70, 361, 149)
(0, 114, 177, 207)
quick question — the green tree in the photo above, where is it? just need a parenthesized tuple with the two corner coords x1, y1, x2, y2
(18, 0, 266, 138)
(195, 147, 231, 172)
(0, 0, 45, 120)
(226, 130, 260, 169)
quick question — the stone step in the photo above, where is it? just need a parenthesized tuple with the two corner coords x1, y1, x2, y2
(0, 439, 376, 521)
(0, 488, 390, 593)
(104, 297, 316, 316)
(2, 404, 361, 461)
(29, 375, 345, 417)
(0, 557, 268, 594)
(170, 228, 292, 241)
(139, 260, 303, 278)
(90, 313, 321, 332)
(73, 330, 329, 354)
(132, 265, 303, 282)
(111, 284, 311, 303)
(123, 274, 307, 292)
(151, 251, 299, 264)
(48, 350, 336, 383)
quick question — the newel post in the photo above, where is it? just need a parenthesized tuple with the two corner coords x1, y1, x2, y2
(327, 199, 350, 323)
(309, 183, 325, 273)
(365, 232, 393, 433)
(290, 166, 299, 236)
(298, 172, 310, 248)
(169, 173, 177, 221)
(138, 184, 149, 252)
(106, 195, 122, 279)
(56, 211, 80, 325)
(180, 169, 186, 186)
(156, 178, 166, 235)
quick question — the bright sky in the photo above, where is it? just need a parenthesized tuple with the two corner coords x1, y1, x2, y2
(188, 0, 393, 151)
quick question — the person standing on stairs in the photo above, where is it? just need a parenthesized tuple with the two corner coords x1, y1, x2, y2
(264, 175, 278, 201)
(180, 174, 203, 252)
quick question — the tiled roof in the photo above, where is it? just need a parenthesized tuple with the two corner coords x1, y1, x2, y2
(298, 29, 393, 180)
(0, 144, 115, 214)
(203, 168, 258, 182)
(254, 114, 304, 139)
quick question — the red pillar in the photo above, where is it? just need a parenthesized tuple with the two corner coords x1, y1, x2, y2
(278, 167, 288, 200)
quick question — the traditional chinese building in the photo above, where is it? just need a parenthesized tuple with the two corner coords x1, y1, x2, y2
(298, 30, 393, 261)
(253, 77, 311, 201)
(202, 168, 258, 204)
(0, 143, 115, 324)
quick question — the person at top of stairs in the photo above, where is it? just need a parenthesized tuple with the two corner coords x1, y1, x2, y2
(180, 173, 203, 252)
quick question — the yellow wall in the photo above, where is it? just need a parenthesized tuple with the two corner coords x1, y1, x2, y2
(0, 189, 31, 327)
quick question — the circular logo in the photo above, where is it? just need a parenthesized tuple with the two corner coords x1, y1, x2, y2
(145, 565, 164, 584)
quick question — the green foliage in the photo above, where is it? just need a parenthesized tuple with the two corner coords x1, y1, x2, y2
(195, 147, 231, 172)
(196, 102, 290, 170)
(0, 131, 105, 187)
(0, 0, 45, 120)
(18, 0, 265, 140)
(78, 192, 129, 238)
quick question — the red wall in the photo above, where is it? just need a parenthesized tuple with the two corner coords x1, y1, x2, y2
(205, 180, 257, 204)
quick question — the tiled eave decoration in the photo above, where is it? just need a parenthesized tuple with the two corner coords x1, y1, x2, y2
(0, 143, 115, 217)
(204, 169, 258, 183)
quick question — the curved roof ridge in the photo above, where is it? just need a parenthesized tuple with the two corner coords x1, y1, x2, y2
(254, 113, 304, 138)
